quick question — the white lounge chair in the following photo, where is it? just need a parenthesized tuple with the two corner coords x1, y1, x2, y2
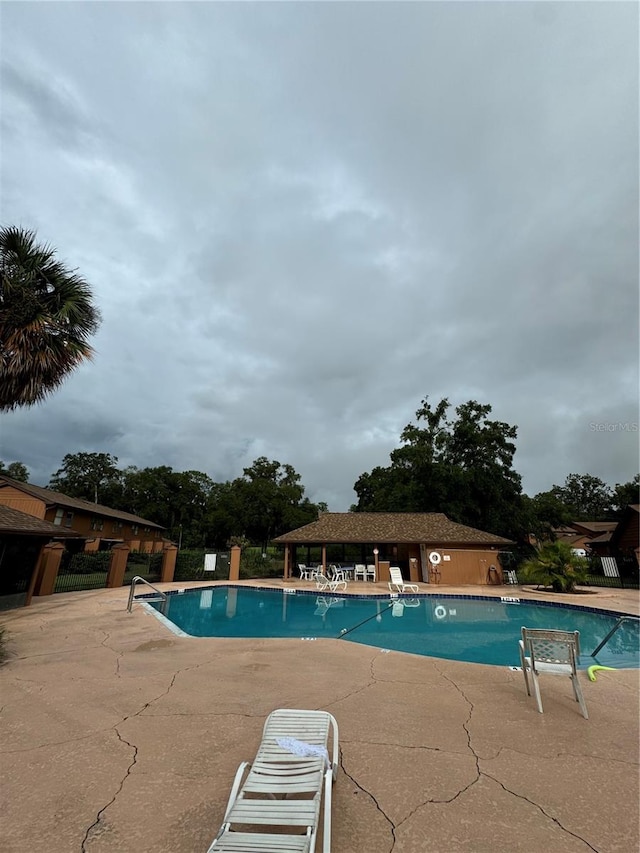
(388, 566, 419, 594)
(316, 572, 347, 592)
(208, 708, 339, 852)
(314, 596, 345, 617)
(519, 627, 588, 719)
(365, 564, 376, 582)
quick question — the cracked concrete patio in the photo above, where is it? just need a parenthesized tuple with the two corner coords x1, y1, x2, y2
(1, 581, 638, 853)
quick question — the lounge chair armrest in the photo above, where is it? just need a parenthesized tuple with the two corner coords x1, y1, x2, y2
(220, 761, 251, 825)
(322, 767, 333, 853)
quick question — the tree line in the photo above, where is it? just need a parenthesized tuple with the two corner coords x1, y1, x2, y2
(1, 454, 324, 550)
(2, 396, 637, 549)
(351, 397, 638, 540)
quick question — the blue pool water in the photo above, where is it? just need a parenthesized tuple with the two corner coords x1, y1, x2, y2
(148, 586, 640, 669)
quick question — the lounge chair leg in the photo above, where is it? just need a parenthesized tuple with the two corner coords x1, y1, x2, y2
(531, 672, 544, 713)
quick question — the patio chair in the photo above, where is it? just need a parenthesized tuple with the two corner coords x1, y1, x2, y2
(353, 564, 366, 581)
(298, 564, 313, 581)
(365, 564, 376, 582)
(327, 565, 346, 583)
(208, 708, 339, 852)
(519, 627, 588, 719)
(388, 566, 419, 594)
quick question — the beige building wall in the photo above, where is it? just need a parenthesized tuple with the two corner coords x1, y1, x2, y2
(0, 486, 46, 519)
(428, 549, 503, 585)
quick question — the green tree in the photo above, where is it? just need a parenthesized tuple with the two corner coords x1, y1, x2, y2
(119, 465, 215, 545)
(120, 465, 179, 528)
(353, 396, 526, 538)
(0, 226, 101, 410)
(208, 458, 321, 550)
(0, 460, 29, 482)
(612, 475, 639, 515)
(522, 491, 573, 538)
(49, 452, 121, 504)
(550, 473, 613, 520)
(519, 540, 589, 593)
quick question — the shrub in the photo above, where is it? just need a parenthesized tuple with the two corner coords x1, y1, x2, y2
(240, 549, 283, 579)
(519, 541, 590, 593)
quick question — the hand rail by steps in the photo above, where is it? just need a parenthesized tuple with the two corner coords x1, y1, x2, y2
(591, 615, 639, 657)
(127, 576, 167, 613)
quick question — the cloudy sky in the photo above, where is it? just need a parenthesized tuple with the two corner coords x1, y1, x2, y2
(1, 1, 638, 510)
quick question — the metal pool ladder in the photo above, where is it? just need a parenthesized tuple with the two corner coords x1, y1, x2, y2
(591, 615, 639, 657)
(127, 576, 168, 614)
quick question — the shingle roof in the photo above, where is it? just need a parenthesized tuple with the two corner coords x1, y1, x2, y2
(0, 504, 81, 537)
(272, 513, 513, 546)
(586, 531, 613, 544)
(0, 476, 164, 529)
(570, 521, 618, 534)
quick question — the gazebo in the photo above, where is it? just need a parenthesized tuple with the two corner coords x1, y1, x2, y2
(272, 512, 514, 586)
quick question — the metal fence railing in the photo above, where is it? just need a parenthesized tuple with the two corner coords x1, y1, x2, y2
(123, 552, 163, 585)
(174, 550, 231, 581)
(54, 551, 111, 594)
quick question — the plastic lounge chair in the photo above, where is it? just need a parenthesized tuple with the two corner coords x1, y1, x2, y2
(519, 627, 588, 719)
(208, 708, 339, 853)
(316, 573, 347, 593)
(314, 596, 345, 616)
(365, 564, 376, 582)
(388, 566, 419, 594)
(327, 565, 347, 583)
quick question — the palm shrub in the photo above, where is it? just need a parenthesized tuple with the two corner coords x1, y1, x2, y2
(519, 540, 590, 593)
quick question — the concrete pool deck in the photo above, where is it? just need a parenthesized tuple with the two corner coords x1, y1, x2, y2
(1, 581, 638, 853)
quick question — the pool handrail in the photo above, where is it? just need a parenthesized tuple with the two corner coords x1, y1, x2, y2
(591, 615, 640, 657)
(127, 576, 167, 613)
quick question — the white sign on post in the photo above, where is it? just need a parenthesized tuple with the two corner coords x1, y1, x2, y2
(204, 553, 217, 572)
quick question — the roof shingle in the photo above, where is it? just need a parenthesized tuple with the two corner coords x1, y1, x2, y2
(0, 504, 81, 537)
(272, 513, 513, 546)
(0, 476, 164, 529)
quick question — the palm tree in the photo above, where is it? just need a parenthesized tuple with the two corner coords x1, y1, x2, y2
(519, 540, 589, 593)
(0, 226, 101, 410)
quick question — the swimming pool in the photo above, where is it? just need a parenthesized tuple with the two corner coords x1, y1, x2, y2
(147, 586, 640, 669)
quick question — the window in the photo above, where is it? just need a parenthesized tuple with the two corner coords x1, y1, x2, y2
(131, 524, 139, 535)
(90, 517, 104, 532)
(53, 508, 64, 526)
(111, 520, 123, 534)
(63, 511, 74, 528)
